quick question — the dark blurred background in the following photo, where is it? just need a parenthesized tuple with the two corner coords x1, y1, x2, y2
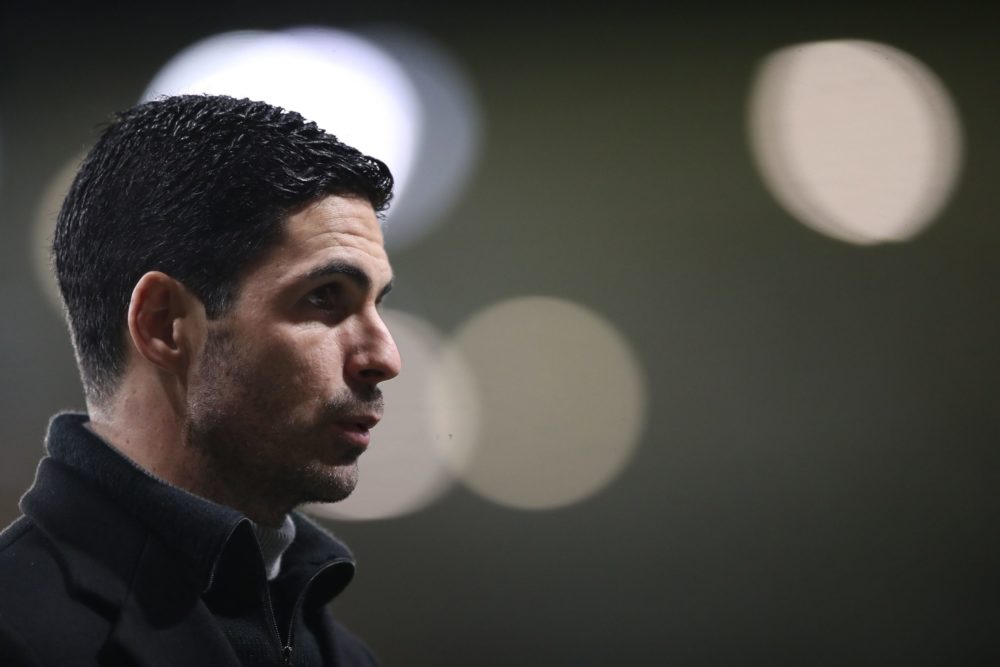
(2, 1, 998, 664)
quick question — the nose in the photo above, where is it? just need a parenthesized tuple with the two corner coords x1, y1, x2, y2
(346, 310, 401, 387)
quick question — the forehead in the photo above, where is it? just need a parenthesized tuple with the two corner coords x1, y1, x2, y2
(242, 195, 390, 289)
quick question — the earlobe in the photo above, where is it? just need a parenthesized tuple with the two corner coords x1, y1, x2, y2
(127, 272, 203, 376)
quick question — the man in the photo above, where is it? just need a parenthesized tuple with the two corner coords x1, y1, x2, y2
(0, 95, 401, 665)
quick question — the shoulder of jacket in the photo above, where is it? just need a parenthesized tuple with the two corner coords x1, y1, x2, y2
(0, 516, 52, 580)
(0, 515, 34, 552)
(0, 609, 43, 666)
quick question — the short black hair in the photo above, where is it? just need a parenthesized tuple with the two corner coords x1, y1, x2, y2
(53, 94, 394, 405)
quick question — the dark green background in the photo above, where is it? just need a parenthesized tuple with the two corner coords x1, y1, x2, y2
(1, 2, 997, 664)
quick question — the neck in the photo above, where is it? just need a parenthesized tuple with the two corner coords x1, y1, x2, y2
(88, 389, 292, 528)
(87, 388, 187, 485)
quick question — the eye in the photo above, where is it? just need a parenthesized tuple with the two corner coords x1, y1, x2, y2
(306, 283, 344, 310)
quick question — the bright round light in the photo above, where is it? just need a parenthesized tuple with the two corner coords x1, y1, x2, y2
(440, 296, 647, 510)
(749, 40, 962, 245)
(143, 29, 422, 209)
(305, 309, 480, 521)
(358, 26, 482, 251)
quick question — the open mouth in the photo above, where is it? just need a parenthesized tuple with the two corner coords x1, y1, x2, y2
(332, 420, 373, 448)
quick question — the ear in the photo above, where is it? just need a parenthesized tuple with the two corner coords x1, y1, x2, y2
(126, 271, 205, 377)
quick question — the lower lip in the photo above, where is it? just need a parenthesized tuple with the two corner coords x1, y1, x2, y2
(332, 422, 371, 448)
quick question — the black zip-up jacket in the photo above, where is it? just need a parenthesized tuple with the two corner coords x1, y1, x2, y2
(0, 413, 379, 666)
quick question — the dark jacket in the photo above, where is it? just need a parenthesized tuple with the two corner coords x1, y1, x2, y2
(0, 414, 378, 666)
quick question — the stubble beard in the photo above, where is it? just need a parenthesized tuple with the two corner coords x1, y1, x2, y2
(183, 328, 375, 519)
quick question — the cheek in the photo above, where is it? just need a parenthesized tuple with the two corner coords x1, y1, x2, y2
(267, 330, 347, 397)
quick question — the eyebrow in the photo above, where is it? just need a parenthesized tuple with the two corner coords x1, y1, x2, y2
(303, 260, 394, 300)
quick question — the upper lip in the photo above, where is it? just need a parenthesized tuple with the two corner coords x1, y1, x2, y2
(337, 414, 380, 430)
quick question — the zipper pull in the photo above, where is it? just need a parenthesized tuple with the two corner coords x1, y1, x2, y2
(281, 645, 293, 666)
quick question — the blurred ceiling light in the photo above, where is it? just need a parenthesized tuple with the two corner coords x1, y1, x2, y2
(439, 296, 647, 511)
(142, 28, 422, 213)
(306, 309, 480, 521)
(355, 25, 482, 251)
(32, 153, 83, 313)
(749, 40, 962, 245)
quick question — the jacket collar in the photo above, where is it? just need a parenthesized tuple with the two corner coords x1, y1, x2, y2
(20, 458, 246, 667)
(25, 412, 355, 602)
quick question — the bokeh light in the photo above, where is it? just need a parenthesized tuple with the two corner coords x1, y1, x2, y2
(142, 28, 422, 209)
(358, 26, 482, 251)
(32, 153, 83, 312)
(749, 39, 962, 245)
(438, 296, 647, 510)
(305, 309, 480, 521)
(142, 26, 482, 249)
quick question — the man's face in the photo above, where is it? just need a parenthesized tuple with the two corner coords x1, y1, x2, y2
(185, 195, 401, 517)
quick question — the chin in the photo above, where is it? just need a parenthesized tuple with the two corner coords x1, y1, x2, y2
(297, 461, 359, 505)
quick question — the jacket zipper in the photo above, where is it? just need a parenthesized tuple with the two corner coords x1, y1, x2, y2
(263, 582, 291, 666)
(213, 520, 353, 666)
(252, 524, 291, 667)
(280, 557, 352, 666)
